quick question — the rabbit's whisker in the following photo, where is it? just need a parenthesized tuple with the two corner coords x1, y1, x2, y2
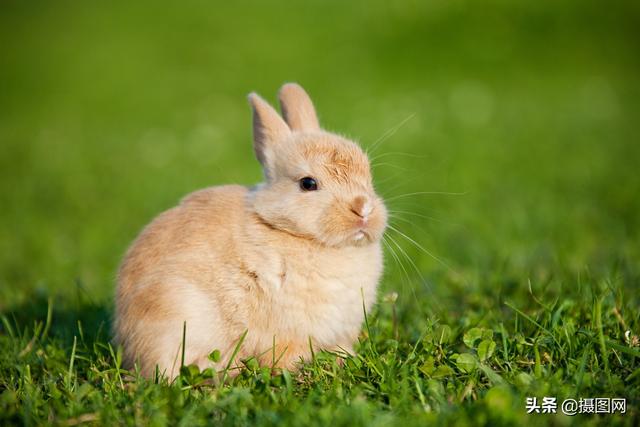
(366, 113, 416, 156)
(370, 162, 408, 172)
(382, 235, 410, 287)
(384, 232, 433, 303)
(385, 191, 467, 202)
(388, 209, 457, 226)
(388, 216, 433, 235)
(369, 151, 427, 163)
(374, 171, 409, 188)
(385, 233, 415, 280)
(376, 175, 431, 199)
(386, 224, 453, 273)
(382, 234, 425, 309)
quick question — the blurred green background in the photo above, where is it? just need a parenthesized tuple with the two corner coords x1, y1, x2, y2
(1, 0, 639, 310)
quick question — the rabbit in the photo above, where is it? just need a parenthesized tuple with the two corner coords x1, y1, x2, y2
(114, 83, 387, 379)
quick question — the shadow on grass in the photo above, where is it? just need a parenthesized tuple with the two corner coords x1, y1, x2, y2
(0, 291, 113, 347)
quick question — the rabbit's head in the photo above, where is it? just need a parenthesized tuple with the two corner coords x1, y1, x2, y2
(248, 83, 387, 247)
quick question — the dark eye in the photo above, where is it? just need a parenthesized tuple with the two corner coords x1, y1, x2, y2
(299, 177, 318, 191)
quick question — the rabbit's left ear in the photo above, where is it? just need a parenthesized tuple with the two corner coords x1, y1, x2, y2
(278, 83, 320, 131)
(248, 92, 291, 181)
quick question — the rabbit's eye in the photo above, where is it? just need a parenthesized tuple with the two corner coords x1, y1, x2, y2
(299, 177, 318, 191)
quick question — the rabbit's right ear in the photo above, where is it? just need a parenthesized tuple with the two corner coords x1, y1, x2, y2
(248, 93, 291, 181)
(278, 83, 320, 131)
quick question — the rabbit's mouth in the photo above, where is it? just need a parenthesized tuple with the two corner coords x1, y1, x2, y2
(345, 204, 387, 246)
(352, 228, 376, 246)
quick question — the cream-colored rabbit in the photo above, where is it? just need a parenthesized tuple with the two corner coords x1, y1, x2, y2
(114, 83, 387, 378)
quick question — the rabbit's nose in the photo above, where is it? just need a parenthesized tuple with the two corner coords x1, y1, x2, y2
(350, 196, 372, 219)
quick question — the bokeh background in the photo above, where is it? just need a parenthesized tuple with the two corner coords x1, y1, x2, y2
(1, 0, 639, 319)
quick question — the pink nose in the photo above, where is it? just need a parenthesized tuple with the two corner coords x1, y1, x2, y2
(350, 196, 373, 218)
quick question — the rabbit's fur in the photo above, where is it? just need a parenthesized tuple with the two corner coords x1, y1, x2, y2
(114, 83, 387, 378)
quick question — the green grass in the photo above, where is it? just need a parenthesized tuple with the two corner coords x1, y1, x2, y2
(1, 0, 639, 425)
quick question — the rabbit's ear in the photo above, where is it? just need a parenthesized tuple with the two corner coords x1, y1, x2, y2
(248, 93, 291, 180)
(278, 83, 320, 131)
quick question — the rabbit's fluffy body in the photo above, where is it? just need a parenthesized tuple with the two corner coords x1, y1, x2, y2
(115, 84, 387, 378)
